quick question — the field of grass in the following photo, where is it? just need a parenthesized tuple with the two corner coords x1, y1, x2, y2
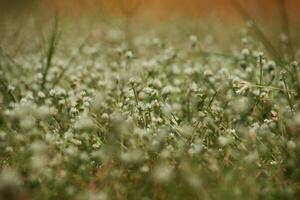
(0, 12, 300, 200)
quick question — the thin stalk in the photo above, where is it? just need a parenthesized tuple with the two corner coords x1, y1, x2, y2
(132, 86, 139, 105)
(187, 91, 191, 123)
(52, 36, 88, 87)
(259, 55, 263, 96)
(0, 79, 16, 103)
(41, 13, 61, 90)
(208, 90, 218, 109)
(251, 84, 294, 93)
(282, 78, 294, 112)
(231, 0, 285, 66)
(0, 51, 17, 103)
(131, 85, 146, 128)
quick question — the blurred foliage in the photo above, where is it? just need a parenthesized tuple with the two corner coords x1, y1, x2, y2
(0, 0, 38, 17)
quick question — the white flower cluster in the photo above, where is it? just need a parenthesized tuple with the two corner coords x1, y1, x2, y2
(0, 18, 299, 200)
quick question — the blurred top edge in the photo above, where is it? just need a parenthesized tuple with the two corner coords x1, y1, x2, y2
(0, 0, 299, 24)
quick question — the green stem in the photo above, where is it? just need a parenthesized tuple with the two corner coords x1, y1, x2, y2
(282, 78, 294, 112)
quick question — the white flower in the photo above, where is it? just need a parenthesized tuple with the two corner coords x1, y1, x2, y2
(161, 85, 174, 96)
(37, 91, 46, 98)
(189, 35, 198, 43)
(204, 69, 213, 77)
(125, 50, 133, 59)
(30, 155, 48, 170)
(140, 165, 150, 173)
(0, 168, 22, 187)
(244, 151, 259, 163)
(241, 48, 250, 57)
(188, 143, 203, 156)
(295, 112, 300, 125)
(49, 89, 56, 96)
(287, 140, 296, 150)
(34, 105, 51, 119)
(153, 164, 173, 183)
(120, 149, 144, 164)
(74, 112, 94, 130)
(20, 116, 35, 129)
(218, 136, 230, 146)
(70, 107, 78, 115)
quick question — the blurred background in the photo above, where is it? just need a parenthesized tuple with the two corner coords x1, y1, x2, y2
(1, 0, 299, 56)
(0, 0, 299, 23)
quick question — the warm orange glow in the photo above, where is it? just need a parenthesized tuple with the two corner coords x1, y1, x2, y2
(43, 0, 300, 20)
(1, 0, 299, 25)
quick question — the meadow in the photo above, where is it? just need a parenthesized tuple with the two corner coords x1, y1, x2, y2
(0, 4, 300, 199)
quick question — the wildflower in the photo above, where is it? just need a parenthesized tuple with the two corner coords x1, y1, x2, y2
(30, 141, 47, 153)
(71, 138, 82, 146)
(140, 165, 150, 173)
(20, 116, 35, 129)
(120, 149, 144, 164)
(0, 168, 22, 187)
(92, 142, 101, 149)
(161, 85, 174, 96)
(287, 140, 296, 150)
(70, 107, 79, 115)
(151, 79, 162, 88)
(37, 91, 46, 98)
(125, 50, 133, 59)
(30, 155, 48, 170)
(280, 33, 288, 43)
(189, 35, 198, 43)
(295, 112, 300, 125)
(241, 48, 250, 58)
(153, 163, 174, 183)
(267, 60, 276, 71)
(203, 69, 213, 77)
(232, 77, 251, 95)
(188, 143, 203, 156)
(49, 89, 56, 97)
(74, 112, 94, 130)
(0, 168, 23, 200)
(101, 113, 109, 120)
(34, 105, 51, 119)
(244, 151, 259, 163)
(249, 123, 260, 139)
(218, 136, 230, 146)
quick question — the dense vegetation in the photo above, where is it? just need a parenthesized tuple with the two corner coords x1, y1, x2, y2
(0, 16, 300, 199)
